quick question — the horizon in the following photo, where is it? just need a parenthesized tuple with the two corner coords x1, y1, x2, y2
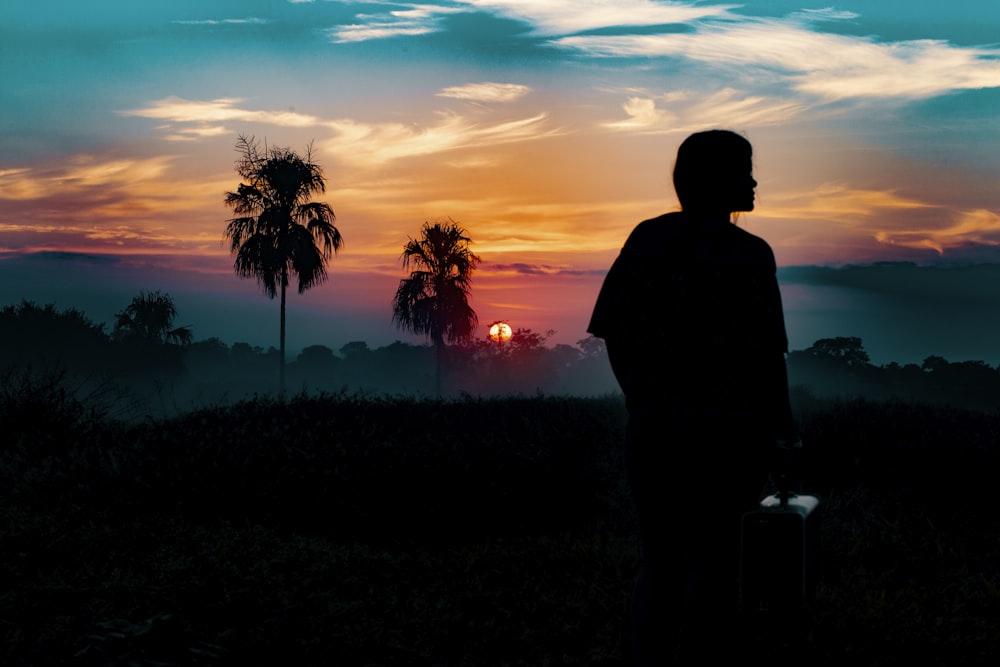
(3, 2, 1000, 367)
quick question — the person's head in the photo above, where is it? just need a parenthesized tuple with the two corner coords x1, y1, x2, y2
(672, 129, 756, 216)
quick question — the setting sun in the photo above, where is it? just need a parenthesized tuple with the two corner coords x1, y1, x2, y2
(488, 320, 513, 344)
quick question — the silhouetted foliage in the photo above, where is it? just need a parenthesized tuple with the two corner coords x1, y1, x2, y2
(0, 300, 110, 372)
(806, 336, 871, 367)
(392, 219, 481, 396)
(224, 134, 343, 392)
(6, 296, 1000, 413)
(113, 290, 192, 345)
(3, 386, 1000, 665)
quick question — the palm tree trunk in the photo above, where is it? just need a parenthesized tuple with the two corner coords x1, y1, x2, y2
(279, 277, 287, 396)
(435, 341, 443, 399)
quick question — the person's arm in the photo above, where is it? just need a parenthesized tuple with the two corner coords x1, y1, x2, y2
(770, 350, 797, 443)
(605, 337, 635, 398)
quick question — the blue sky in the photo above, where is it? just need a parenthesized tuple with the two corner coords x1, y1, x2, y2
(2, 1, 1000, 365)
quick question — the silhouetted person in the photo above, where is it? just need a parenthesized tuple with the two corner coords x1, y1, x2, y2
(587, 129, 796, 665)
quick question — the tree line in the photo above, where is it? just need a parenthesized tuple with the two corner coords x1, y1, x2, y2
(0, 298, 616, 417)
(4, 298, 1000, 418)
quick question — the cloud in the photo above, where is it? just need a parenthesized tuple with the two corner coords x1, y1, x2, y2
(875, 209, 1000, 255)
(437, 82, 532, 103)
(322, 111, 560, 166)
(457, 0, 734, 36)
(0, 153, 231, 255)
(13, 250, 123, 265)
(555, 16, 1000, 102)
(0, 156, 175, 200)
(327, 3, 464, 43)
(487, 261, 605, 276)
(779, 262, 1000, 306)
(602, 88, 807, 133)
(327, 0, 732, 43)
(793, 8, 860, 22)
(172, 18, 270, 26)
(122, 96, 559, 165)
(763, 184, 937, 222)
(121, 97, 321, 130)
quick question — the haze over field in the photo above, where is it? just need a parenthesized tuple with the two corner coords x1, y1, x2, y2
(3, 1, 1000, 365)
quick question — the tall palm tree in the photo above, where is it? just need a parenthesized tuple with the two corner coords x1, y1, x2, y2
(113, 290, 192, 345)
(224, 135, 343, 393)
(392, 219, 481, 396)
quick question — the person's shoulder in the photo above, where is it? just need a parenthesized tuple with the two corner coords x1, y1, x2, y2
(623, 211, 688, 250)
(727, 223, 776, 263)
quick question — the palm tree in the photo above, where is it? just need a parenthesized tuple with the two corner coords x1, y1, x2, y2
(392, 219, 481, 396)
(113, 290, 192, 345)
(223, 135, 343, 393)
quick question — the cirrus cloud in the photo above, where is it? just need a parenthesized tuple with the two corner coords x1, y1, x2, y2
(120, 95, 559, 166)
(556, 17, 1000, 102)
(875, 209, 1000, 255)
(437, 82, 532, 103)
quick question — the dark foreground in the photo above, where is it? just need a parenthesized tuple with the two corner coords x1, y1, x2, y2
(2, 385, 1000, 665)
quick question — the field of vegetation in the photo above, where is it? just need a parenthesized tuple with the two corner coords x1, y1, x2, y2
(3, 371, 1000, 666)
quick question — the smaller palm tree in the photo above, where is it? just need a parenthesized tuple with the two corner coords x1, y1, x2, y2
(392, 219, 481, 396)
(113, 290, 192, 345)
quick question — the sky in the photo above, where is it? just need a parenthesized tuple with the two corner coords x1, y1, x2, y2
(2, 1, 1000, 366)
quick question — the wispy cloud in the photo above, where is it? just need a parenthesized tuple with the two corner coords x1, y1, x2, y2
(172, 18, 269, 26)
(556, 15, 1000, 102)
(0, 156, 175, 200)
(764, 184, 936, 222)
(327, 3, 464, 43)
(488, 262, 605, 276)
(0, 154, 230, 254)
(455, 0, 733, 36)
(327, 0, 731, 43)
(602, 88, 808, 133)
(121, 97, 321, 141)
(322, 111, 560, 165)
(875, 209, 1000, 255)
(437, 82, 531, 103)
(122, 96, 558, 163)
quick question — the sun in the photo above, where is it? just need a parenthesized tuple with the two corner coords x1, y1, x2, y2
(488, 320, 512, 343)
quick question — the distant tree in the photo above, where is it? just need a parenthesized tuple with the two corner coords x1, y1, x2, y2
(805, 336, 871, 368)
(297, 344, 337, 365)
(576, 335, 607, 359)
(921, 355, 948, 373)
(392, 219, 481, 396)
(112, 291, 192, 345)
(339, 341, 371, 360)
(0, 300, 110, 370)
(223, 134, 343, 393)
(507, 328, 552, 357)
(287, 344, 342, 393)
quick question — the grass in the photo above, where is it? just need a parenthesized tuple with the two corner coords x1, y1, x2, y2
(2, 378, 1000, 665)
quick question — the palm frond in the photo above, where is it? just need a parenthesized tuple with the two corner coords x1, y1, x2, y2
(392, 219, 480, 346)
(223, 136, 342, 303)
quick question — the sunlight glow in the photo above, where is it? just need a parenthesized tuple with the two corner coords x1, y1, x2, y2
(488, 320, 513, 343)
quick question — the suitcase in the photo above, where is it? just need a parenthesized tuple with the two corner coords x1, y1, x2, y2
(740, 489, 821, 615)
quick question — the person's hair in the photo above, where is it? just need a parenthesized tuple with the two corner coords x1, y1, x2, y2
(672, 129, 753, 212)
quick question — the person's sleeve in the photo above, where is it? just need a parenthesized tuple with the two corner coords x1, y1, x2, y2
(765, 249, 796, 440)
(587, 249, 631, 340)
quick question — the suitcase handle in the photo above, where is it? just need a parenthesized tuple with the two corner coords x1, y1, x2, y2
(772, 438, 804, 507)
